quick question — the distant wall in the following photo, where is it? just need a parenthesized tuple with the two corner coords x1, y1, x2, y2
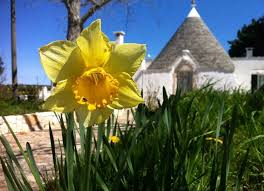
(196, 72, 238, 90)
(0, 112, 61, 134)
(136, 69, 239, 102)
(233, 59, 264, 90)
(140, 71, 173, 101)
(0, 111, 132, 134)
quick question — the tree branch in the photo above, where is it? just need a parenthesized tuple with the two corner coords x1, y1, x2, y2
(89, 0, 99, 6)
(80, 0, 112, 25)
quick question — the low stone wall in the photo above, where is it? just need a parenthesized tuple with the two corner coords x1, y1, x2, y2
(0, 112, 62, 134)
(0, 109, 133, 134)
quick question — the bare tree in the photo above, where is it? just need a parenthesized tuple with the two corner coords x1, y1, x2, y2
(62, 0, 113, 41)
(54, 0, 157, 41)
(0, 57, 5, 84)
(11, 0, 17, 97)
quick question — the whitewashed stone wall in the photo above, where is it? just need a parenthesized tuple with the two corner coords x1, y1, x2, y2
(196, 72, 238, 90)
(0, 112, 61, 134)
(135, 69, 239, 101)
(233, 58, 264, 90)
(140, 71, 173, 100)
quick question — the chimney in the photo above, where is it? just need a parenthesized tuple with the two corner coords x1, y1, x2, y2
(114, 31, 125, 45)
(246, 47, 254, 58)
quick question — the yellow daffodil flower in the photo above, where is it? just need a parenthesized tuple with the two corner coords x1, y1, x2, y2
(109, 136, 120, 144)
(39, 19, 146, 126)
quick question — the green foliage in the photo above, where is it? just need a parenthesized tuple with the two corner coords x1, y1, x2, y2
(0, 85, 45, 101)
(228, 16, 264, 57)
(1, 88, 264, 190)
(0, 84, 47, 115)
(0, 99, 43, 116)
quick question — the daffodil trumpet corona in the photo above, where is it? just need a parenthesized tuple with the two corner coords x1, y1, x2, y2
(39, 19, 146, 127)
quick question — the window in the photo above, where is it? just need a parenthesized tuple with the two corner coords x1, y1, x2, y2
(251, 74, 264, 92)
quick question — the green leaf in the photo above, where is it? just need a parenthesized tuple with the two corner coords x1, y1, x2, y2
(26, 142, 45, 190)
(65, 113, 75, 191)
(235, 149, 249, 191)
(0, 135, 33, 190)
(2, 117, 45, 191)
(0, 157, 20, 191)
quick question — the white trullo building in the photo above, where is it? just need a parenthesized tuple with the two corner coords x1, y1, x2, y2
(132, 3, 264, 100)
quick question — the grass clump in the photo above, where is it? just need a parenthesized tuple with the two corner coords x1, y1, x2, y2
(1, 87, 264, 190)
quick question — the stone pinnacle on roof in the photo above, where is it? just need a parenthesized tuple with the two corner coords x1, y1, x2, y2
(188, 0, 200, 18)
(192, 0, 196, 7)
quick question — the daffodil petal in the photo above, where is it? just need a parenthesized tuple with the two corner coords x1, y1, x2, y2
(76, 19, 110, 68)
(109, 72, 144, 109)
(76, 106, 113, 127)
(104, 43, 146, 76)
(39, 41, 85, 82)
(43, 80, 78, 112)
(56, 47, 86, 82)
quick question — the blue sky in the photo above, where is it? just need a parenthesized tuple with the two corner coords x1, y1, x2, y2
(0, 0, 263, 85)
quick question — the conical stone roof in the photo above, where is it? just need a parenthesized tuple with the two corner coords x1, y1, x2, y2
(148, 7, 234, 72)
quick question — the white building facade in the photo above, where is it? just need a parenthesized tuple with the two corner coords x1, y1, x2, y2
(233, 57, 264, 91)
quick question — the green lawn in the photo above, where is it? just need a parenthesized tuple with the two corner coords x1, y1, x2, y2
(0, 99, 44, 116)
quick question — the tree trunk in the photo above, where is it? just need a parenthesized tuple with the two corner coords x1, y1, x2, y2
(65, 0, 82, 41)
(11, 0, 17, 98)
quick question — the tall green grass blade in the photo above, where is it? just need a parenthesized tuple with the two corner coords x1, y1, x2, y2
(65, 112, 75, 191)
(26, 142, 45, 190)
(0, 157, 18, 191)
(235, 149, 249, 191)
(57, 139, 67, 191)
(216, 100, 224, 148)
(210, 155, 218, 191)
(219, 104, 238, 191)
(103, 139, 118, 172)
(1, 157, 25, 191)
(2, 117, 45, 191)
(81, 125, 93, 191)
(79, 123, 85, 156)
(240, 135, 264, 146)
(96, 123, 104, 162)
(0, 135, 33, 190)
(49, 124, 57, 175)
(5, 157, 33, 191)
